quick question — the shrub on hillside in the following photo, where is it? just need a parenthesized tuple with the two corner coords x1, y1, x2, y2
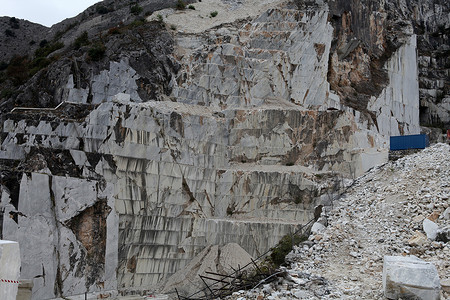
(96, 5, 109, 15)
(6, 56, 30, 85)
(108, 27, 121, 35)
(35, 42, 64, 58)
(74, 31, 90, 49)
(176, 0, 186, 10)
(88, 43, 106, 61)
(39, 40, 48, 48)
(270, 234, 306, 266)
(130, 4, 143, 15)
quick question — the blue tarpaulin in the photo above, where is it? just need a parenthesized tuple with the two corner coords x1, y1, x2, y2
(390, 134, 429, 151)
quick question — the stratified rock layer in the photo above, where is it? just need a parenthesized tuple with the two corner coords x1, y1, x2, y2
(0, 0, 427, 298)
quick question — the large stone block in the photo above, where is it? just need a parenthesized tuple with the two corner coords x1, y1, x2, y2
(383, 255, 441, 300)
(0, 240, 21, 300)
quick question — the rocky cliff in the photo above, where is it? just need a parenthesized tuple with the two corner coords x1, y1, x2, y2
(0, 0, 448, 298)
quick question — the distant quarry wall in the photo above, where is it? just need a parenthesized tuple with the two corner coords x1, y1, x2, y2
(0, 0, 421, 298)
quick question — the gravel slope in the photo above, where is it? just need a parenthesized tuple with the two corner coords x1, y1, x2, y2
(228, 143, 450, 299)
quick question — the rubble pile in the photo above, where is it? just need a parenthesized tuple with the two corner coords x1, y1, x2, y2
(227, 143, 450, 299)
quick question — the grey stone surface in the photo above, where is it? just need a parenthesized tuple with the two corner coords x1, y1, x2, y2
(311, 222, 326, 234)
(0, 0, 443, 298)
(0, 240, 21, 300)
(436, 225, 450, 243)
(368, 35, 420, 137)
(16, 280, 33, 300)
(383, 255, 440, 300)
(423, 218, 439, 240)
(162, 243, 253, 296)
(444, 207, 450, 220)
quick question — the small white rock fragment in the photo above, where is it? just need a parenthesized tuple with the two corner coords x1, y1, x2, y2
(443, 207, 450, 220)
(423, 218, 439, 240)
(311, 222, 326, 234)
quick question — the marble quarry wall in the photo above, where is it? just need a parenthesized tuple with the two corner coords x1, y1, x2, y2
(0, 0, 422, 298)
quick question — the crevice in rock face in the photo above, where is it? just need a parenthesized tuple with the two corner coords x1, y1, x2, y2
(0, 169, 21, 210)
(127, 255, 137, 273)
(8, 211, 26, 224)
(170, 111, 184, 137)
(114, 117, 126, 145)
(22, 148, 81, 177)
(65, 198, 112, 288)
(288, 183, 316, 207)
(0, 207, 2, 238)
(140, 160, 148, 214)
(182, 176, 196, 203)
(49, 176, 63, 297)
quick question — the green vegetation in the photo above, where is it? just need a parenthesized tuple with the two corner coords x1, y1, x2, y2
(129, 18, 146, 28)
(34, 41, 64, 58)
(176, 0, 186, 10)
(6, 56, 30, 85)
(130, 4, 143, 15)
(108, 27, 121, 35)
(157, 14, 164, 22)
(0, 89, 15, 99)
(188, 5, 195, 10)
(88, 43, 106, 61)
(29, 57, 52, 76)
(269, 234, 306, 266)
(53, 22, 78, 41)
(2, 39, 64, 86)
(96, 5, 109, 15)
(73, 31, 90, 49)
(39, 40, 48, 48)
(4, 41, 64, 82)
(210, 11, 218, 17)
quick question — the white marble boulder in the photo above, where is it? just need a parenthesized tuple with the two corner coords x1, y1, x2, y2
(383, 255, 441, 300)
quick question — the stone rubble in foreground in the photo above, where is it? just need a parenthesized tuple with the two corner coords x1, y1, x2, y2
(226, 143, 450, 299)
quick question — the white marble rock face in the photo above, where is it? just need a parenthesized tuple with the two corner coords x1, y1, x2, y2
(0, 0, 422, 298)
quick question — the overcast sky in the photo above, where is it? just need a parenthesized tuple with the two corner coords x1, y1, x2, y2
(1, 0, 102, 27)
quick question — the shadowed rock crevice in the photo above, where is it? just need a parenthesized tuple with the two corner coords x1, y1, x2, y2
(66, 198, 111, 288)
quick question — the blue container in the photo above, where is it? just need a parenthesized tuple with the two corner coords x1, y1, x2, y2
(390, 134, 429, 151)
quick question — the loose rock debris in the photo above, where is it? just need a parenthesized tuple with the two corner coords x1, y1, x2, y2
(225, 143, 449, 299)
